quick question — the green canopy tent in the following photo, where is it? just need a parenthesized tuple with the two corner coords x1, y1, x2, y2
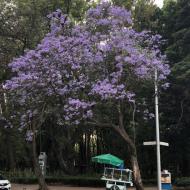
(91, 154, 124, 167)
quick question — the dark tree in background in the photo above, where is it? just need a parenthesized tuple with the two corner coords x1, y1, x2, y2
(0, 1, 190, 188)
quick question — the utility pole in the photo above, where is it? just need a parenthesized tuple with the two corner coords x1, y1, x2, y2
(144, 69, 169, 190)
(155, 69, 162, 190)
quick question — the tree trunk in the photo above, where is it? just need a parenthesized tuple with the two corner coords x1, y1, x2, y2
(115, 127, 144, 190)
(89, 121, 144, 190)
(130, 154, 144, 190)
(54, 144, 76, 175)
(32, 127, 48, 190)
(88, 105, 144, 190)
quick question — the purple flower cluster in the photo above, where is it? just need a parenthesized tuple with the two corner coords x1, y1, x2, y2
(64, 99, 95, 125)
(87, 2, 132, 30)
(26, 130, 34, 142)
(143, 109, 155, 120)
(91, 79, 126, 100)
(5, 2, 170, 128)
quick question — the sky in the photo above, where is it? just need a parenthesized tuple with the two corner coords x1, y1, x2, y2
(155, 0, 164, 8)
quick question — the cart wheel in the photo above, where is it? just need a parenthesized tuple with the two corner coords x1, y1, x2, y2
(110, 185, 120, 190)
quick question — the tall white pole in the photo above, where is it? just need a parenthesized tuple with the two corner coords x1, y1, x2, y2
(155, 69, 162, 190)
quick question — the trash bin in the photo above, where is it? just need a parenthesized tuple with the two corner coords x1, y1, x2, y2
(161, 170, 172, 190)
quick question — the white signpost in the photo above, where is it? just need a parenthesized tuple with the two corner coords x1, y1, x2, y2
(143, 141, 169, 190)
(143, 141, 169, 147)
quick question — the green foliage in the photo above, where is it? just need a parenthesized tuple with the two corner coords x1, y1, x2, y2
(143, 178, 157, 185)
(133, 0, 159, 31)
(174, 177, 190, 187)
(45, 176, 105, 187)
(9, 175, 105, 187)
(112, 0, 133, 10)
(10, 177, 38, 184)
(172, 55, 190, 83)
(7, 175, 166, 187)
(162, 0, 190, 63)
(157, 0, 190, 177)
(1, 169, 35, 178)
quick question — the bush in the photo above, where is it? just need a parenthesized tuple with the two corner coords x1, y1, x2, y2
(143, 178, 157, 185)
(1, 169, 35, 179)
(10, 177, 38, 184)
(10, 176, 105, 187)
(174, 177, 190, 187)
(46, 176, 105, 187)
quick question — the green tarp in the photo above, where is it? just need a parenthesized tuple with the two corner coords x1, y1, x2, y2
(91, 154, 124, 167)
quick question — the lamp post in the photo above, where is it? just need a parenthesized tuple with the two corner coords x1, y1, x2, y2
(155, 69, 162, 190)
(144, 69, 169, 190)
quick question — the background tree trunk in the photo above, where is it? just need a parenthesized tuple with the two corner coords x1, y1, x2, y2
(53, 143, 76, 175)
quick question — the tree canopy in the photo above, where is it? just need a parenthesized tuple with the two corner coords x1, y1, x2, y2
(5, 2, 169, 135)
(0, 0, 190, 189)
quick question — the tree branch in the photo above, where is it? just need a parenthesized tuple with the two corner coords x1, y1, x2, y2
(86, 120, 118, 129)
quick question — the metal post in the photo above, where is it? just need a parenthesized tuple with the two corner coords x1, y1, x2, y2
(112, 168, 114, 179)
(155, 69, 162, 190)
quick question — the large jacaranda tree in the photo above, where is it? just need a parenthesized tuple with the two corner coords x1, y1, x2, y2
(5, 3, 170, 190)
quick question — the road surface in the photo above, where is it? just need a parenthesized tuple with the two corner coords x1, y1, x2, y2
(12, 184, 159, 190)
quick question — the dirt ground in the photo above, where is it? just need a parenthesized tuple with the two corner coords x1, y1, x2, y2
(12, 184, 157, 190)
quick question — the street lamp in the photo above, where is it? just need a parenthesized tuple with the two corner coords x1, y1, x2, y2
(155, 69, 162, 190)
(143, 69, 169, 190)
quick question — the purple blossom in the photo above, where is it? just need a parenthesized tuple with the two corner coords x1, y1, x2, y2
(161, 82, 170, 89)
(143, 109, 155, 120)
(5, 3, 170, 129)
(63, 99, 95, 125)
(26, 130, 34, 142)
(91, 79, 127, 100)
(126, 92, 135, 103)
(149, 113, 155, 119)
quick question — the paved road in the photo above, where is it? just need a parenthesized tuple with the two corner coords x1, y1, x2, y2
(12, 184, 104, 190)
(12, 184, 158, 190)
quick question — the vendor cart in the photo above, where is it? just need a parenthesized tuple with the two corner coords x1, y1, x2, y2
(101, 167, 133, 190)
(92, 154, 133, 190)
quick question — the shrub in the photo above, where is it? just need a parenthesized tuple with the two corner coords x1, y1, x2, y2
(10, 177, 38, 184)
(143, 178, 157, 185)
(10, 176, 105, 187)
(174, 177, 190, 187)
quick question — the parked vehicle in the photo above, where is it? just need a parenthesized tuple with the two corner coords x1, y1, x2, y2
(0, 175, 11, 190)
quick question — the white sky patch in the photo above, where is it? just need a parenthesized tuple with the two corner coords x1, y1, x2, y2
(90, 0, 164, 8)
(154, 0, 164, 8)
